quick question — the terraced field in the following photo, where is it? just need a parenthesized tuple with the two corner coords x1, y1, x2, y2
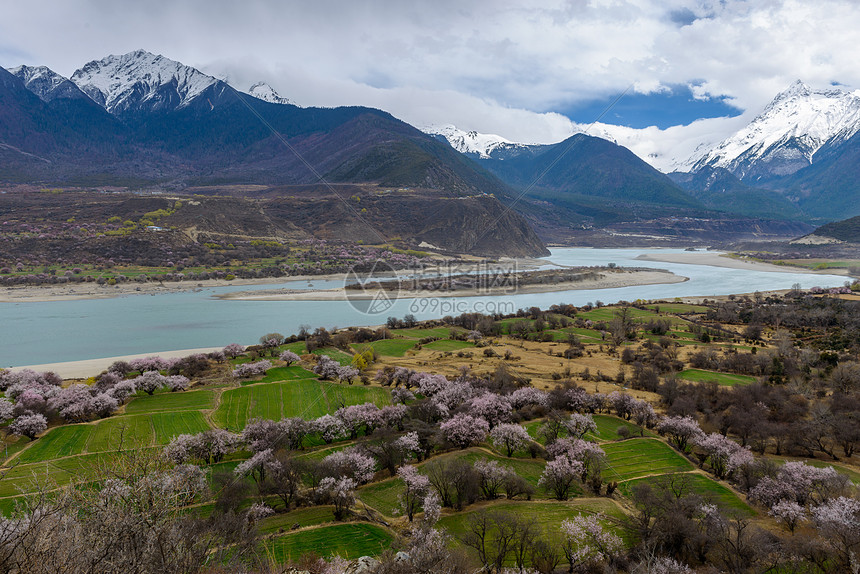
(438, 499, 626, 544)
(15, 411, 212, 464)
(261, 523, 394, 562)
(124, 389, 216, 413)
(602, 438, 695, 482)
(358, 476, 405, 516)
(678, 368, 756, 387)
(588, 415, 649, 441)
(212, 379, 390, 430)
(396, 327, 462, 339)
(523, 414, 647, 444)
(621, 473, 754, 517)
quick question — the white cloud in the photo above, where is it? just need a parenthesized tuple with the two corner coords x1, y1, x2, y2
(3, 0, 860, 168)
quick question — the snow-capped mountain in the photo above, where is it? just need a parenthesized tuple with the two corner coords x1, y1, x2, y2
(247, 82, 295, 105)
(684, 80, 860, 180)
(423, 122, 689, 169)
(70, 49, 222, 114)
(423, 125, 532, 159)
(8, 65, 89, 102)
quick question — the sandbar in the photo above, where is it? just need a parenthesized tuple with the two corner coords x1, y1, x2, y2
(216, 269, 688, 301)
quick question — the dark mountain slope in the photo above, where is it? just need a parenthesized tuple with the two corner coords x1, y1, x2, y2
(669, 166, 805, 221)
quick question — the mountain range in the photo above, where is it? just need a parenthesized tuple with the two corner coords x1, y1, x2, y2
(427, 80, 860, 223)
(3, 49, 860, 252)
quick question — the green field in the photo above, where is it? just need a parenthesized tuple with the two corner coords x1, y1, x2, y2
(423, 339, 475, 352)
(602, 438, 695, 482)
(260, 523, 393, 562)
(257, 506, 336, 533)
(124, 389, 216, 413)
(588, 415, 649, 441)
(523, 414, 647, 444)
(358, 476, 406, 516)
(453, 450, 546, 489)
(438, 499, 625, 545)
(311, 348, 354, 365)
(621, 473, 754, 516)
(352, 339, 417, 357)
(678, 369, 756, 387)
(256, 365, 318, 384)
(645, 303, 709, 314)
(16, 411, 212, 465)
(212, 379, 390, 431)
(395, 327, 461, 339)
(578, 307, 658, 323)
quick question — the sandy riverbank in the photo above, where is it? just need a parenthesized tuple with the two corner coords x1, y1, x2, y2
(636, 251, 853, 275)
(5, 347, 224, 380)
(0, 259, 544, 303)
(0, 275, 343, 303)
(216, 269, 688, 301)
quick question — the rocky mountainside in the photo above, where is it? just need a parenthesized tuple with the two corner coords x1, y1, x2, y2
(9, 65, 91, 102)
(0, 51, 547, 256)
(69, 50, 225, 115)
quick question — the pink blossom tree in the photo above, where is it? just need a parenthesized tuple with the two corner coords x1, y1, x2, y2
(107, 380, 137, 402)
(811, 496, 860, 569)
(322, 447, 376, 484)
(560, 513, 623, 570)
(223, 343, 245, 358)
(234, 448, 279, 486)
(489, 423, 532, 457)
(469, 392, 512, 428)
(508, 386, 549, 410)
(312, 355, 340, 380)
(380, 404, 408, 430)
(90, 393, 119, 418)
(657, 415, 705, 452)
(313, 414, 348, 443)
(693, 432, 752, 479)
(539, 456, 585, 500)
(416, 373, 448, 397)
(473, 459, 511, 499)
(0, 398, 13, 423)
(279, 350, 301, 365)
(241, 417, 283, 452)
(394, 431, 422, 462)
(336, 403, 382, 438)
(231, 360, 272, 379)
(546, 438, 606, 487)
(319, 476, 356, 520)
(433, 381, 475, 410)
(750, 461, 848, 508)
(335, 365, 359, 383)
(398, 464, 430, 521)
(565, 413, 597, 439)
(391, 387, 415, 404)
(10, 413, 47, 440)
(769, 499, 806, 533)
(440, 413, 489, 449)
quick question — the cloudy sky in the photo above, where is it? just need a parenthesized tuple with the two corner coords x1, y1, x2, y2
(2, 0, 859, 167)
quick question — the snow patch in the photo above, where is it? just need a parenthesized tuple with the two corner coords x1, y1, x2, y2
(247, 82, 295, 105)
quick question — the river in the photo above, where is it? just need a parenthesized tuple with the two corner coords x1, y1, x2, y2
(0, 248, 847, 368)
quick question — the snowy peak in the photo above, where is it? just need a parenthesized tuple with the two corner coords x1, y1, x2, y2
(686, 81, 860, 178)
(247, 82, 294, 105)
(423, 124, 529, 159)
(8, 65, 89, 102)
(70, 49, 220, 114)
